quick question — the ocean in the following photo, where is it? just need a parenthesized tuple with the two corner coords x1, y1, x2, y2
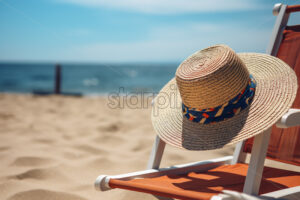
(0, 63, 178, 96)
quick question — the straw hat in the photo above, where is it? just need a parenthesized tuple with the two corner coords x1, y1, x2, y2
(151, 44, 297, 150)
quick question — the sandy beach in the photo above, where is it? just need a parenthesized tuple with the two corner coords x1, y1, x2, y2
(0, 93, 298, 200)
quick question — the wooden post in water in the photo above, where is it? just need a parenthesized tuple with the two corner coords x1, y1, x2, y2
(55, 64, 61, 94)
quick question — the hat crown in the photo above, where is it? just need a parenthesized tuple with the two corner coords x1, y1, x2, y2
(176, 45, 250, 109)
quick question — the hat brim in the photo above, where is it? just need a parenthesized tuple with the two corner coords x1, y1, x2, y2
(151, 53, 298, 150)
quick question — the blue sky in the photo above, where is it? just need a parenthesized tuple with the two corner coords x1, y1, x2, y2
(0, 0, 299, 62)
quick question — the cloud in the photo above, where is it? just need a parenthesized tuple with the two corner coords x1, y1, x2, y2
(62, 22, 271, 62)
(58, 0, 266, 14)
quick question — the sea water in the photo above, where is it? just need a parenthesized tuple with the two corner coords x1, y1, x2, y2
(0, 62, 178, 95)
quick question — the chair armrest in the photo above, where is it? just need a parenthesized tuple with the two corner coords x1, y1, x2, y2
(276, 109, 300, 128)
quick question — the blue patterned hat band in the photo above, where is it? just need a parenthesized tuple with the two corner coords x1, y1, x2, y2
(182, 75, 256, 124)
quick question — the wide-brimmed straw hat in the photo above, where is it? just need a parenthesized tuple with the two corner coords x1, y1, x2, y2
(151, 44, 297, 150)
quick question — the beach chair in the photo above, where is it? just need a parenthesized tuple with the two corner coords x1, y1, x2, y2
(95, 4, 300, 200)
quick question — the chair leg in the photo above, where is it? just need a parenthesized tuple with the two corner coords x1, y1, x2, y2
(231, 141, 246, 164)
(147, 136, 166, 170)
(243, 128, 272, 195)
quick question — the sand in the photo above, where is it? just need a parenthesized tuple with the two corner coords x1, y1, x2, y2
(0, 93, 298, 200)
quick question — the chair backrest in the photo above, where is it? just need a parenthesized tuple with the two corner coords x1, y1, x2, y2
(244, 5, 300, 166)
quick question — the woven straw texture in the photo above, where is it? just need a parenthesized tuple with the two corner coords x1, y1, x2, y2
(151, 45, 298, 150)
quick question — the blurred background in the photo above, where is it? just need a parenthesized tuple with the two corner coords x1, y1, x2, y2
(0, 0, 300, 95)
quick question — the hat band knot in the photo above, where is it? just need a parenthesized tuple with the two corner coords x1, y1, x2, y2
(182, 75, 256, 124)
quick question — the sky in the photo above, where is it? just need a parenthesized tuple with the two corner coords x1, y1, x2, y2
(0, 0, 299, 63)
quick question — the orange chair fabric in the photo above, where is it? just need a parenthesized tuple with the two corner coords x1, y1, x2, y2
(244, 25, 300, 166)
(109, 163, 300, 200)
